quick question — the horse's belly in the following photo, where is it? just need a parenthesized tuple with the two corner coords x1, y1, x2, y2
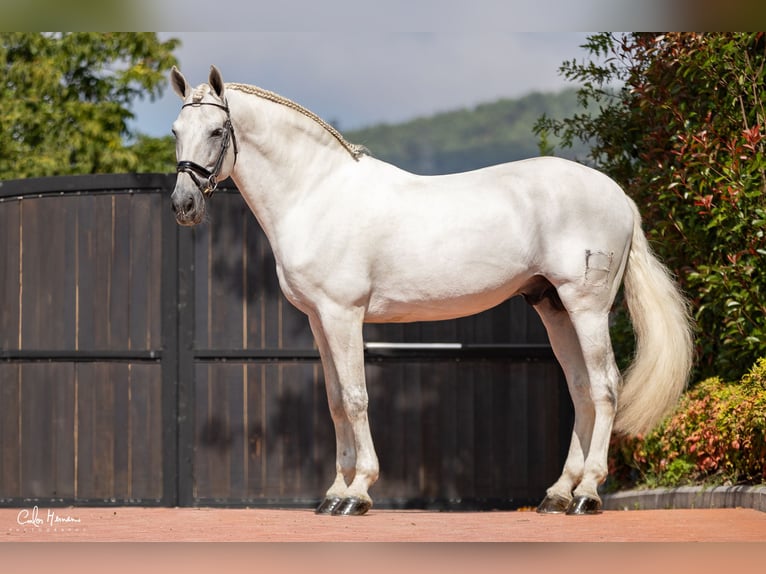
(365, 299, 508, 323)
(364, 267, 529, 323)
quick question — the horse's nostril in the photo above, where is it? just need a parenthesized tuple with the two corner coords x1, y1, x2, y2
(172, 196, 194, 215)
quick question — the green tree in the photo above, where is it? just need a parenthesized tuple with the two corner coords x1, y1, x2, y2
(535, 33, 766, 380)
(129, 134, 176, 173)
(0, 32, 179, 178)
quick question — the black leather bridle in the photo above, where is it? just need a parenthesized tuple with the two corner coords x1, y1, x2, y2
(176, 101, 239, 198)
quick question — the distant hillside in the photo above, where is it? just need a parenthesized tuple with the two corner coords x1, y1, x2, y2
(345, 88, 589, 175)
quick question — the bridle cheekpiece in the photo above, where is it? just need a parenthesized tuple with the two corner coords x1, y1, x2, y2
(176, 101, 239, 198)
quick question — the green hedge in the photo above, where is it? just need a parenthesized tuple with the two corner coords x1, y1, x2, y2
(608, 357, 766, 490)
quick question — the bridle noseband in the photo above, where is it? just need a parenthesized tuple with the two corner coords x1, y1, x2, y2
(176, 101, 239, 198)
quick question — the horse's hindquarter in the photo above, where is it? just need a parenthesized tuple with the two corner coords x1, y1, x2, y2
(277, 156, 634, 323)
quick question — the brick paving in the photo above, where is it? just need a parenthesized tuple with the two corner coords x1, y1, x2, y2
(2, 505, 765, 542)
(3, 506, 765, 574)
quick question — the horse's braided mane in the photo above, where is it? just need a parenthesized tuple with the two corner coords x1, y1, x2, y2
(226, 82, 369, 160)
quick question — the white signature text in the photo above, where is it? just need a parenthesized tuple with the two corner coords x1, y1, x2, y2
(16, 506, 81, 528)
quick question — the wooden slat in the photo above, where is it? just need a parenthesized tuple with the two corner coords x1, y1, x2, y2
(455, 363, 476, 499)
(283, 364, 320, 498)
(112, 364, 131, 497)
(208, 198, 247, 349)
(192, 215, 210, 349)
(437, 363, 460, 500)
(0, 364, 21, 498)
(74, 195, 95, 351)
(110, 196, 132, 350)
(76, 196, 114, 350)
(126, 363, 163, 501)
(242, 219, 266, 350)
(489, 363, 512, 496)
(191, 363, 211, 499)
(20, 198, 76, 350)
(128, 195, 162, 350)
(526, 363, 565, 500)
(19, 363, 76, 499)
(507, 364, 531, 492)
(365, 363, 397, 497)
(0, 201, 21, 350)
(263, 364, 285, 497)
(226, 364, 246, 500)
(76, 363, 116, 499)
(245, 364, 267, 497)
(193, 362, 236, 500)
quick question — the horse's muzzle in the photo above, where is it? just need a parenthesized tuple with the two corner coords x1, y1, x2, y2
(171, 183, 205, 226)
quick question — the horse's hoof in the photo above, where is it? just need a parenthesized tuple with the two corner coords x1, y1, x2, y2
(566, 495, 602, 515)
(332, 497, 372, 516)
(315, 496, 343, 515)
(536, 494, 572, 514)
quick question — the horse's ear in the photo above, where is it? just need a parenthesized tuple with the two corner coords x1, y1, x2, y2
(209, 65, 225, 100)
(171, 66, 190, 100)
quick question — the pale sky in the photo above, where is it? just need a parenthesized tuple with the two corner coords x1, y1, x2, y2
(131, 0, 675, 138)
(131, 32, 593, 137)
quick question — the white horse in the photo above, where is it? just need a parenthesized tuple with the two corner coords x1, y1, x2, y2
(169, 66, 693, 516)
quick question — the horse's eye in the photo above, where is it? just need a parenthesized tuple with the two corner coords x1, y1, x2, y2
(211, 128, 224, 138)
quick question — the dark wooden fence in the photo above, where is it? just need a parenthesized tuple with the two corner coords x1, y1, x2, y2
(0, 174, 572, 509)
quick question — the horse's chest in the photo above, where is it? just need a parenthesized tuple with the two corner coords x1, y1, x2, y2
(273, 252, 370, 315)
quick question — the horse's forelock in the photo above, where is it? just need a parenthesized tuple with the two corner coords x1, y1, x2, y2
(191, 84, 213, 104)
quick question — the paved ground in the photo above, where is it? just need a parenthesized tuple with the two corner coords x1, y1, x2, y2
(3, 505, 765, 542)
(3, 506, 765, 574)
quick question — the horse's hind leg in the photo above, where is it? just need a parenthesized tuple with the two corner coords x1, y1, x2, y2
(560, 284, 622, 514)
(309, 307, 379, 516)
(529, 290, 595, 514)
(529, 279, 620, 515)
(567, 312, 619, 514)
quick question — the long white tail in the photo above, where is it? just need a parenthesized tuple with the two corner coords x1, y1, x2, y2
(614, 199, 694, 436)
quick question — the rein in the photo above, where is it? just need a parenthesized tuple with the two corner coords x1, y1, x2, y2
(176, 101, 239, 198)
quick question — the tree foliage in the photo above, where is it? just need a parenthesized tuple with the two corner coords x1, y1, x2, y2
(129, 134, 177, 174)
(535, 33, 766, 380)
(0, 33, 179, 178)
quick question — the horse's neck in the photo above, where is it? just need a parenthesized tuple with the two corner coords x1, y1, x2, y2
(227, 90, 354, 239)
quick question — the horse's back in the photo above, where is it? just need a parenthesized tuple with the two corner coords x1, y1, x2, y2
(368, 155, 632, 222)
(364, 156, 635, 266)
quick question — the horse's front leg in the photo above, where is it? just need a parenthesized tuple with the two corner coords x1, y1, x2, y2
(310, 307, 379, 516)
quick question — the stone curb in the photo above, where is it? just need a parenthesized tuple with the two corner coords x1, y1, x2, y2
(603, 485, 766, 512)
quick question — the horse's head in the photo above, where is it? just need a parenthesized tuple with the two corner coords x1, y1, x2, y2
(170, 65, 238, 226)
